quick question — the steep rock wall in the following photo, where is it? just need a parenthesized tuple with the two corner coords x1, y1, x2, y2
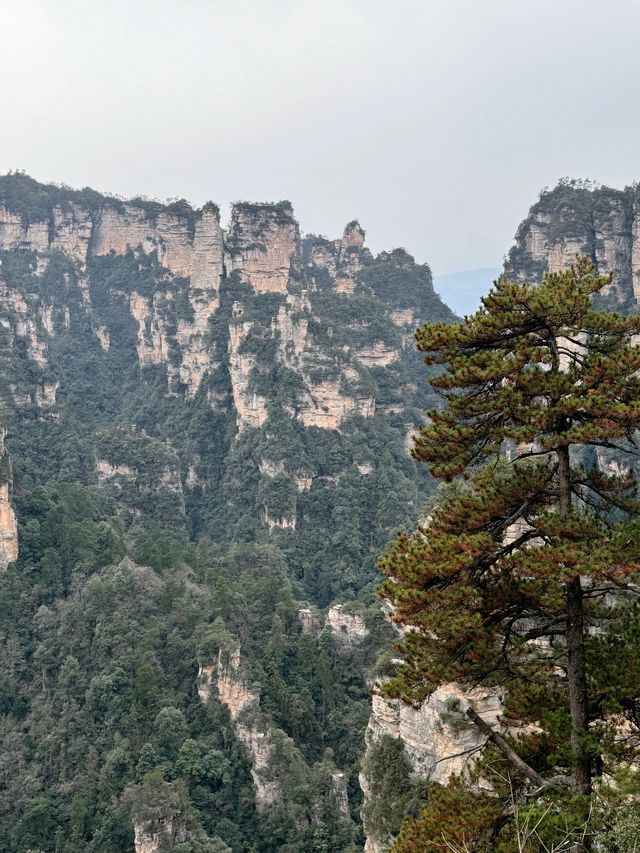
(504, 181, 640, 308)
(0, 190, 224, 399)
(360, 684, 505, 853)
(0, 429, 18, 570)
(199, 646, 280, 809)
(225, 203, 299, 294)
(326, 604, 369, 647)
(0, 174, 455, 545)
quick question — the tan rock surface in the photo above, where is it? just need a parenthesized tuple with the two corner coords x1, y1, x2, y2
(327, 604, 368, 646)
(226, 204, 299, 294)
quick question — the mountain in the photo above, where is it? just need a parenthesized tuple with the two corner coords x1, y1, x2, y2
(504, 178, 640, 311)
(0, 173, 455, 852)
(432, 267, 501, 315)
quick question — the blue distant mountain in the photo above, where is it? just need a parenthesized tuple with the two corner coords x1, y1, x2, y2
(433, 266, 501, 316)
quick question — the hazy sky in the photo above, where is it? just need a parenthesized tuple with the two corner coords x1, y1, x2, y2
(0, 0, 638, 273)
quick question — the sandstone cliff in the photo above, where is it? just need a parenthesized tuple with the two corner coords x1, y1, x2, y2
(0, 428, 17, 570)
(198, 640, 358, 827)
(225, 202, 299, 294)
(199, 645, 280, 810)
(504, 179, 640, 309)
(326, 603, 369, 647)
(360, 683, 506, 853)
(0, 176, 449, 440)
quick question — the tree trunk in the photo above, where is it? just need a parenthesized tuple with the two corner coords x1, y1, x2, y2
(566, 575, 591, 795)
(557, 443, 591, 799)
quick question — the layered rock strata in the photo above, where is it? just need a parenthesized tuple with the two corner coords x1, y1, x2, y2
(0, 174, 453, 544)
(225, 202, 299, 294)
(504, 180, 640, 308)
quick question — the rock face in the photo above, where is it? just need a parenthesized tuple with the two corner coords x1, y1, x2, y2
(200, 646, 280, 810)
(0, 172, 455, 554)
(331, 770, 350, 817)
(0, 186, 224, 400)
(0, 429, 18, 570)
(225, 202, 299, 294)
(298, 607, 323, 634)
(326, 604, 369, 647)
(360, 684, 506, 853)
(504, 180, 640, 309)
(199, 642, 358, 824)
(133, 823, 171, 853)
(0, 197, 223, 284)
(0, 174, 461, 849)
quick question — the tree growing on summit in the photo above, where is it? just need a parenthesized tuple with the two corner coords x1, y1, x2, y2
(380, 258, 640, 841)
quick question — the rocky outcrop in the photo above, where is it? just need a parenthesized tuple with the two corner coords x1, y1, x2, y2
(0, 186, 224, 398)
(0, 174, 456, 542)
(273, 293, 310, 367)
(230, 287, 377, 433)
(504, 180, 640, 308)
(0, 280, 48, 369)
(259, 460, 312, 492)
(133, 822, 175, 853)
(95, 459, 137, 482)
(360, 684, 506, 853)
(0, 202, 92, 261)
(0, 177, 451, 435)
(176, 204, 224, 394)
(0, 429, 18, 570)
(225, 202, 299, 294)
(215, 647, 257, 719)
(305, 221, 369, 294)
(129, 292, 169, 367)
(199, 646, 280, 810)
(366, 684, 504, 783)
(114, 204, 223, 395)
(0, 196, 222, 283)
(299, 377, 375, 429)
(335, 222, 367, 293)
(596, 447, 632, 478)
(228, 315, 269, 430)
(95, 454, 182, 495)
(262, 509, 296, 531)
(298, 607, 324, 634)
(331, 770, 350, 817)
(355, 340, 400, 368)
(326, 604, 369, 647)
(196, 659, 217, 705)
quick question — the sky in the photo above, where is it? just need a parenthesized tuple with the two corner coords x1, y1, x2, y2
(0, 0, 638, 274)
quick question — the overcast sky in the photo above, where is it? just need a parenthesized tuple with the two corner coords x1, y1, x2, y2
(0, 0, 638, 273)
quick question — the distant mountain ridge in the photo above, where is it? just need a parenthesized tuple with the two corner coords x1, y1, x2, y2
(433, 266, 501, 315)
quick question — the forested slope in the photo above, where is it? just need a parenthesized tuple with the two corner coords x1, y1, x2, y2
(0, 173, 455, 853)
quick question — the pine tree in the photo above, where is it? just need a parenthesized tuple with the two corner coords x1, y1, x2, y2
(380, 258, 640, 807)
